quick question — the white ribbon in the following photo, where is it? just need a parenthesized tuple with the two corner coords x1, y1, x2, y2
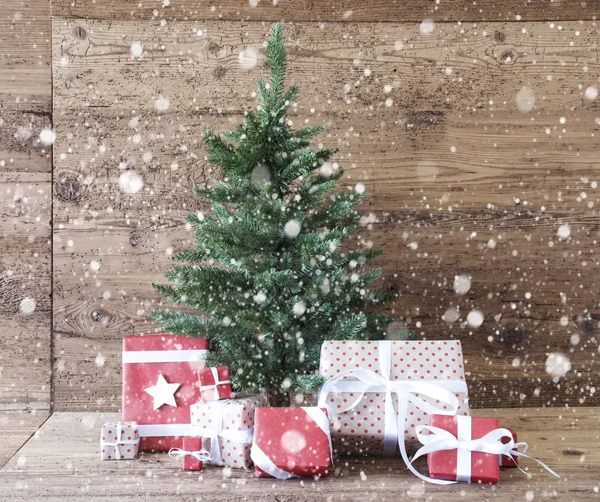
(199, 367, 231, 398)
(250, 407, 333, 480)
(122, 349, 208, 364)
(317, 340, 469, 484)
(168, 447, 211, 463)
(137, 423, 195, 438)
(195, 401, 255, 466)
(102, 421, 139, 459)
(412, 424, 560, 483)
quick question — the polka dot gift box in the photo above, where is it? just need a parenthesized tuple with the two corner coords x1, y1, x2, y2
(100, 421, 139, 461)
(318, 340, 470, 457)
(190, 394, 266, 469)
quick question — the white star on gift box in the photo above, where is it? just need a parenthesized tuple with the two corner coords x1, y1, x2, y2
(144, 374, 181, 410)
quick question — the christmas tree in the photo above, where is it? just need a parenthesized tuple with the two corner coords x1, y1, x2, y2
(152, 23, 404, 406)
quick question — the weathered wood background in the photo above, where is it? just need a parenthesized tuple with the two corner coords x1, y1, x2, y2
(0, 0, 596, 413)
(0, 0, 52, 414)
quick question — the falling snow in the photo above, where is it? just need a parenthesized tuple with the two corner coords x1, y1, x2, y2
(119, 171, 144, 194)
(39, 128, 56, 145)
(238, 47, 259, 69)
(19, 297, 36, 315)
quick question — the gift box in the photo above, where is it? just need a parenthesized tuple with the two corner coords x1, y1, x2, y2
(500, 427, 519, 467)
(426, 415, 500, 483)
(173, 436, 205, 471)
(190, 394, 265, 468)
(199, 366, 233, 402)
(251, 407, 332, 479)
(100, 421, 139, 460)
(122, 334, 209, 452)
(318, 340, 470, 456)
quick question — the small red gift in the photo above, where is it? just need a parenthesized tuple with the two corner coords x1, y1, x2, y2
(500, 427, 519, 467)
(198, 366, 233, 402)
(424, 415, 501, 484)
(168, 436, 206, 471)
(251, 407, 332, 479)
(122, 334, 209, 452)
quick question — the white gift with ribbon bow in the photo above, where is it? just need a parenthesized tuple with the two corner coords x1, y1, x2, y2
(100, 421, 140, 460)
(318, 340, 469, 483)
(250, 407, 333, 480)
(411, 419, 560, 483)
(190, 396, 262, 467)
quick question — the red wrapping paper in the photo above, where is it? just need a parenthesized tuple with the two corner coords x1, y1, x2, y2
(198, 366, 233, 402)
(427, 415, 500, 484)
(182, 436, 203, 471)
(500, 427, 519, 467)
(122, 334, 208, 452)
(252, 407, 331, 478)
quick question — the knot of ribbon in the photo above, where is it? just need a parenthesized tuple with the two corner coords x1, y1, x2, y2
(168, 447, 212, 462)
(412, 423, 560, 483)
(102, 421, 139, 459)
(317, 340, 469, 484)
(194, 402, 254, 466)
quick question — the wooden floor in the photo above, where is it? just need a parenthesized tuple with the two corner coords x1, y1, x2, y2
(0, 408, 598, 501)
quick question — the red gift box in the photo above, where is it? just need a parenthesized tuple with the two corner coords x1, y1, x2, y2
(500, 427, 519, 467)
(427, 415, 500, 484)
(251, 407, 332, 479)
(122, 334, 208, 452)
(198, 366, 233, 402)
(182, 436, 204, 471)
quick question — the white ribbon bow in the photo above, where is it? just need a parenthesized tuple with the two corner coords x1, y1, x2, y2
(196, 401, 254, 466)
(102, 421, 139, 459)
(199, 367, 231, 398)
(412, 424, 560, 483)
(317, 340, 469, 484)
(168, 447, 212, 462)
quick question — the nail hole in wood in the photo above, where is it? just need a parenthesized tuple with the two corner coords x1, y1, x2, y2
(74, 26, 88, 40)
(54, 176, 86, 204)
(91, 309, 105, 323)
(494, 31, 506, 43)
(501, 50, 516, 64)
(129, 235, 141, 247)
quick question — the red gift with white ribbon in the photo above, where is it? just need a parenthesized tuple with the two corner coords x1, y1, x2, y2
(122, 334, 208, 452)
(168, 436, 209, 471)
(410, 414, 560, 484)
(251, 407, 332, 479)
(198, 366, 233, 402)
(500, 427, 519, 467)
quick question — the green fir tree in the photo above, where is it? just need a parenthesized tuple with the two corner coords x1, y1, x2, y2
(152, 23, 407, 406)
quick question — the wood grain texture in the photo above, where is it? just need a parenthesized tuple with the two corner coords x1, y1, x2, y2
(0, 412, 49, 469)
(52, 19, 600, 410)
(0, 409, 598, 500)
(0, 0, 52, 413)
(50, 0, 598, 22)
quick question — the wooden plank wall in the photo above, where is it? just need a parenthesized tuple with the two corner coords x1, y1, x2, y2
(0, 0, 52, 413)
(51, 1, 600, 411)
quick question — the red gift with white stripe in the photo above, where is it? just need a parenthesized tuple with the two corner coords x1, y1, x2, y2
(122, 334, 208, 452)
(251, 407, 332, 479)
(410, 415, 560, 484)
(198, 366, 233, 402)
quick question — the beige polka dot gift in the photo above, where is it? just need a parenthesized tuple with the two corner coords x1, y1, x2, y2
(190, 394, 266, 469)
(318, 340, 470, 458)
